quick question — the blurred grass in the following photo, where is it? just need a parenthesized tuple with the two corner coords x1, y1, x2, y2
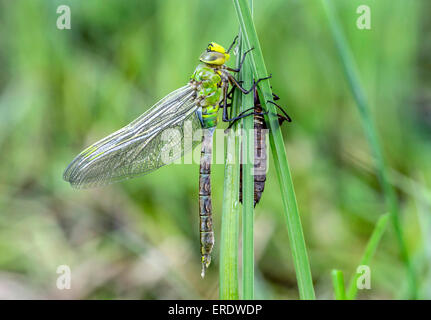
(321, 0, 417, 298)
(0, 0, 430, 299)
(331, 269, 346, 300)
(346, 213, 390, 299)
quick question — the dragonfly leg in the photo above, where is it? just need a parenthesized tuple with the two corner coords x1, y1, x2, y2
(226, 83, 240, 100)
(226, 47, 254, 73)
(226, 73, 272, 95)
(222, 81, 242, 115)
(221, 80, 231, 122)
(267, 100, 292, 124)
(221, 78, 245, 121)
(225, 110, 268, 130)
(222, 88, 255, 122)
(226, 35, 239, 54)
(222, 100, 229, 122)
(222, 78, 267, 124)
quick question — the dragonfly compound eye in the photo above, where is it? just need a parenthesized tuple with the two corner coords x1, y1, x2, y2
(199, 51, 227, 66)
(200, 42, 230, 65)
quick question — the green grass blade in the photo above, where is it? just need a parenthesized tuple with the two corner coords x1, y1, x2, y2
(241, 35, 256, 300)
(346, 213, 390, 300)
(232, 0, 315, 300)
(219, 128, 240, 300)
(321, 0, 417, 299)
(331, 269, 346, 300)
(219, 38, 243, 300)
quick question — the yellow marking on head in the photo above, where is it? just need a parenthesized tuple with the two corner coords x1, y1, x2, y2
(208, 42, 230, 61)
(200, 42, 230, 65)
(208, 42, 226, 54)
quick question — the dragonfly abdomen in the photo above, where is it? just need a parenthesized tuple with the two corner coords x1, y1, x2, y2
(199, 128, 215, 277)
(190, 63, 226, 276)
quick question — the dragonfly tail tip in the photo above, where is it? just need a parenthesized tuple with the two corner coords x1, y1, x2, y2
(201, 254, 211, 278)
(201, 264, 206, 278)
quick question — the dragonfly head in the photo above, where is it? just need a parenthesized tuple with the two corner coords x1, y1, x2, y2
(199, 42, 230, 66)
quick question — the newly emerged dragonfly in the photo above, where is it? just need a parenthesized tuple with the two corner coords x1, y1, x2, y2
(64, 37, 273, 276)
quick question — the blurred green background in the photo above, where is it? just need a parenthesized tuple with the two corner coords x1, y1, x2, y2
(0, 0, 430, 299)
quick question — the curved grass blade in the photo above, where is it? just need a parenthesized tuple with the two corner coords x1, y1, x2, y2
(232, 0, 315, 300)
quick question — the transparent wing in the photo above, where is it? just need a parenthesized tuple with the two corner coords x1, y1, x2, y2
(64, 84, 203, 189)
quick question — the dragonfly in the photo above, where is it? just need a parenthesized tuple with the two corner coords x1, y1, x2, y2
(63, 37, 274, 277)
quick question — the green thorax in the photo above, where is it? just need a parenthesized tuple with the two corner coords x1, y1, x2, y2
(190, 63, 223, 128)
